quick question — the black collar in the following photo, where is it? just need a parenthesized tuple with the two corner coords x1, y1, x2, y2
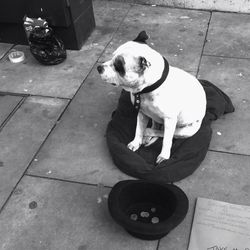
(133, 57, 169, 110)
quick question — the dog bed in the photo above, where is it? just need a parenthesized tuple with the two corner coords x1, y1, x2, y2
(106, 80, 235, 183)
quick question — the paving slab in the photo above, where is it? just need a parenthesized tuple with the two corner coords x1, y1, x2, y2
(0, 2, 130, 98)
(0, 95, 22, 127)
(102, 0, 250, 13)
(0, 97, 68, 208)
(27, 69, 132, 186)
(204, 12, 250, 58)
(0, 45, 101, 98)
(0, 175, 158, 250)
(198, 55, 250, 155)
(99, 4, 210, 73)
(86, 1, 131, 50)
(0, 43, 13, 60)
(159, 151, 250, 249)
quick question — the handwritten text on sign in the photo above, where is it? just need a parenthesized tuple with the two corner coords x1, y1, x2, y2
(207, 246, 250, 250)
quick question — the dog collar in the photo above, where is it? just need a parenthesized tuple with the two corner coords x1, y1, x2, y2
(133, 57, 169, 110)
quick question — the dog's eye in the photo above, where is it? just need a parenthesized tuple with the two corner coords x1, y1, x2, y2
(113, 56, 125, 77)
(138, 56, 150, 74)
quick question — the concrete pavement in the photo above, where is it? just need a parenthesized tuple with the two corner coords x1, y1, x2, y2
(0, 1, 250, 249)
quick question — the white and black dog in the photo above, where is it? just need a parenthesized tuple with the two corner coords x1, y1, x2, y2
(97, 31, 206, 164)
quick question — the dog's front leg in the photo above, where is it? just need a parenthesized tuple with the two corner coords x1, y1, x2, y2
(156, 117, 177, 164)
(127, 112, 149, 152)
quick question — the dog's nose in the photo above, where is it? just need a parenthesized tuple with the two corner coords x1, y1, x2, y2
(97, 65, 104, 74)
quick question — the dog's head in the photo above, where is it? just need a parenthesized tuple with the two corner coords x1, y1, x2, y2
(97, 31, 163, 93)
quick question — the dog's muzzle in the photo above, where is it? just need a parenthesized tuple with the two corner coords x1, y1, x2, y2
(97, 65, 104, 74)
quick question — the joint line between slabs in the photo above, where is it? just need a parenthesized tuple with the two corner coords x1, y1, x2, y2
(202, 53, 250, 61)
(196, 11, 213, 78)
(0, 96, 26, 132)
(208, 149, 250, 157)
(25, 173, 113, 189)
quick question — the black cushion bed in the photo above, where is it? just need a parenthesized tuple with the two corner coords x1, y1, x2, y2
(106, 80, 235, 183)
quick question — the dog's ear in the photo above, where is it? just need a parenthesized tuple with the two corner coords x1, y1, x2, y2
(133, 31, 149, 44)
(138, 56, 151, 73)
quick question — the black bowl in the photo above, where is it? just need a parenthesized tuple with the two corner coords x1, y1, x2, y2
(108, 180, 188, 240)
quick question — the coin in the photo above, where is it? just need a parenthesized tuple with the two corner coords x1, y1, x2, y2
(140, 211, 150, 218)
(151, 217, 160, 224)
(151, 207, 156, 213)
(130, 214, 138, 221)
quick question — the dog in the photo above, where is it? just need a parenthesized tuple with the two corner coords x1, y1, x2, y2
(97, 31, 206, 164)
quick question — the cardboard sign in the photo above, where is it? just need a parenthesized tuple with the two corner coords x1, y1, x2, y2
(188, 197, 250, 250)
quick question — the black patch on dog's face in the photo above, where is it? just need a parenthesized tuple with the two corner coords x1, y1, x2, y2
(113, 56, 125, 77)
(137, 56, 149, 74)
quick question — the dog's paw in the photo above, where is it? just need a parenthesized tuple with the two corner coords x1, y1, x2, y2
(156, 153, 170, 164)
(127, 139, 141, 152)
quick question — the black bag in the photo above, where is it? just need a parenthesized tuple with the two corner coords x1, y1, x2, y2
(29, 27, 67, 65)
